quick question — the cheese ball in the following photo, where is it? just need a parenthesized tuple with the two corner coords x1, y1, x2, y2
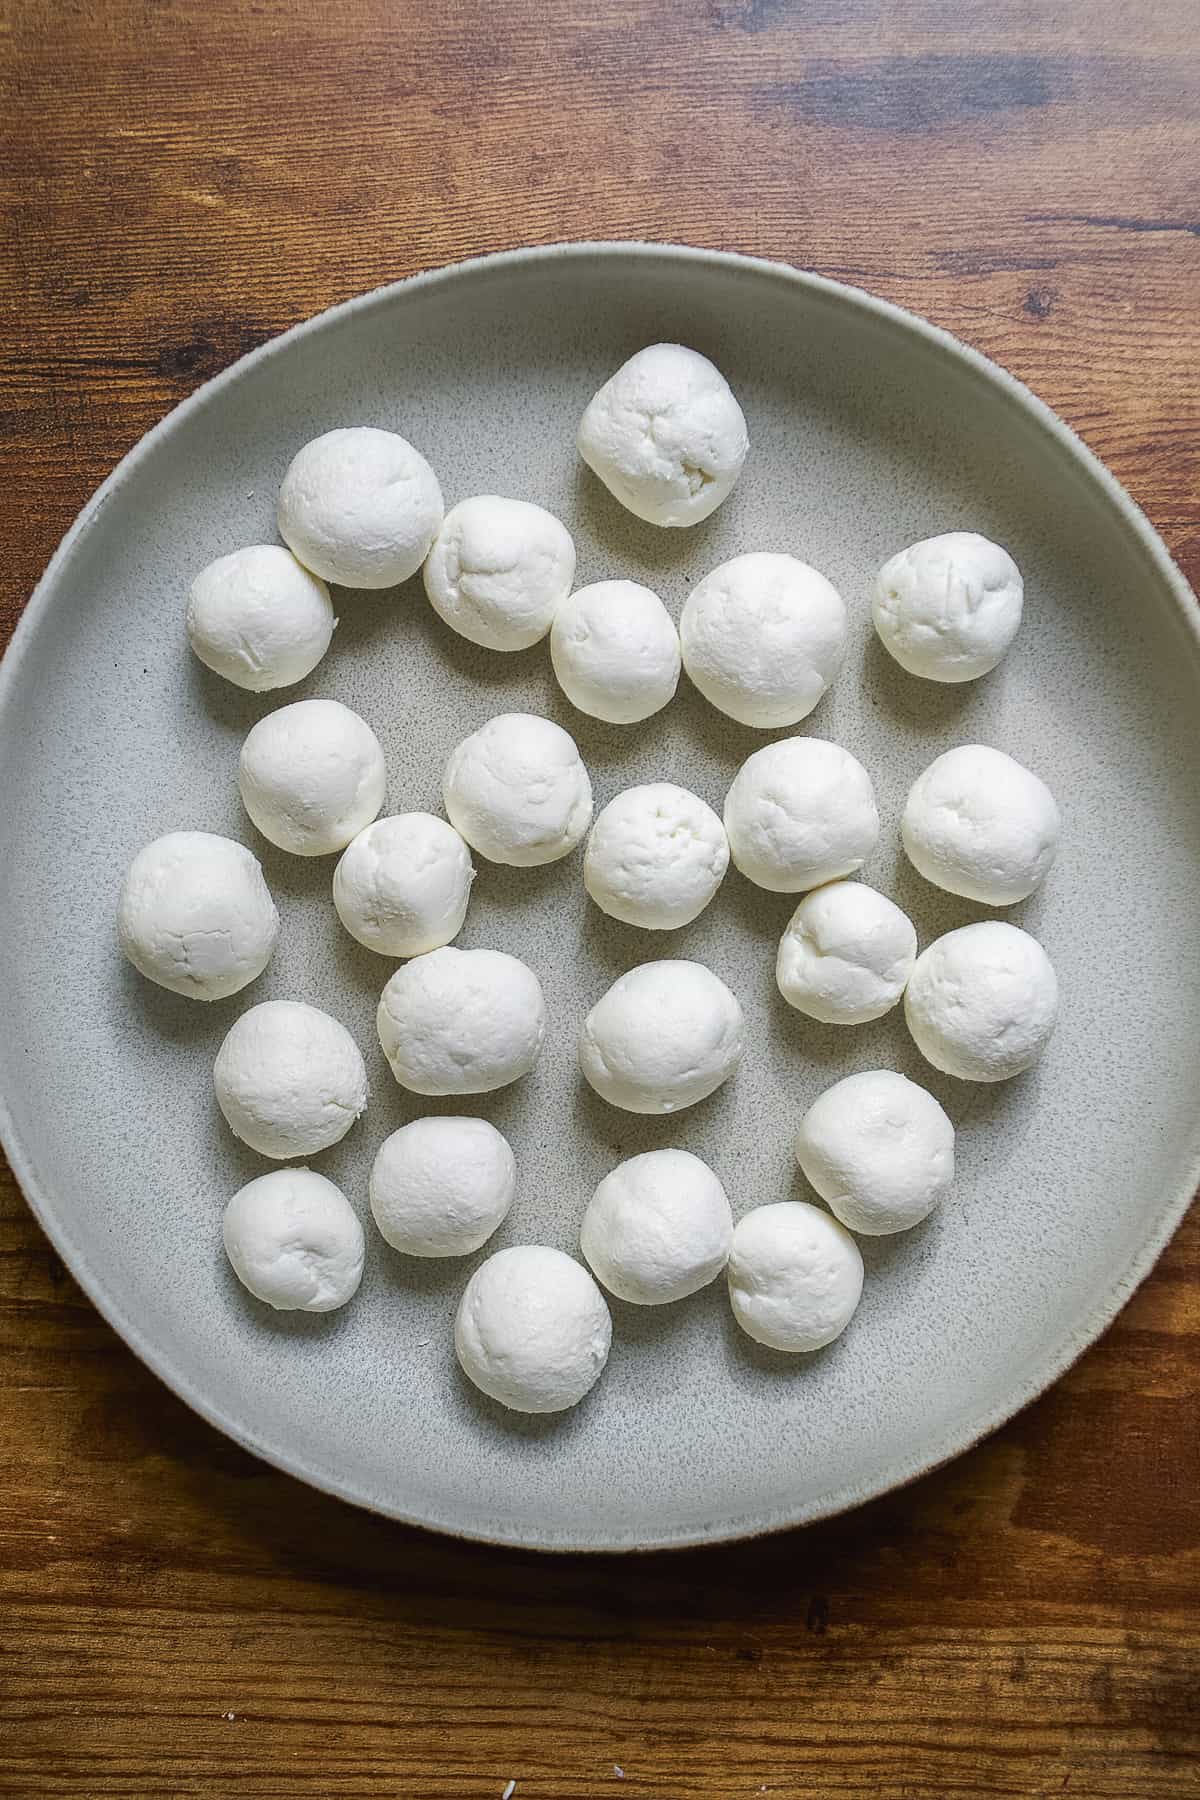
(186, 544, 335, 692)
(905, 921, 1059, 1082)
(873, 531, 1023, 682)
(580, 1149, 733, 1305)
(549, 580, 681, 724)
(277, 426, 443, 590)
(223, 1168, 364, 1312)
(377, 946, 546, 1096)
(724, 737, 880, 893)
(796, 1071, 955, 1235)
(901, 744, 1061, 906)
(118, 830, 279, 1001)
(727, 1201, 864, 1353)
(776, 881, 917, 1025)
(422, 495, 576, 650)
(455, 1246, 612, 1414)
(584, 782, 729, 930)
(370, 1116, 515, 1257)
(333, 813, 474, 958)
(680, 552, 847, 729)
(577, 343, 749, 527)
(442, 712, 592, 866)
(579, 959, 743, 1115)
(238, 698, 387, 857)
(214, 1000, 368, 1159)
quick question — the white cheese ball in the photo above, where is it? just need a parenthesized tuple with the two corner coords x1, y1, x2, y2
(186, 545, 335, 692)
(277, 426, 443, 589)
(118, 831, 279, 1002)
(724, 737, 880, 894)
(584, 783, 729, 930)
(550, 580, 681, 724)
(776, 881, 917, 1025)
(223, 1168, 364, 1312)
(579, 959, 743, 1115)
(333, 813, 474, 958)
(680, 553, 847, 729)
(455, 1245, 612, 1413)
(239, 698, 387, 857)
(727, 1201, 864, 1353)
(905, 921, 1059, 1082)
(422, 495, 575, 650)
(442, 712, 592, 866)
(370, 1116, 515, 1257)
(577, 343, 749, 527)
(377, 946, 546, 1096)
(214, 1000, 368, 1159)
(873, 531, 1023, 682)
(580, 1149, 733, 1305)
(901, 744, 1061, 906)
(796, 1071, 955, 1235)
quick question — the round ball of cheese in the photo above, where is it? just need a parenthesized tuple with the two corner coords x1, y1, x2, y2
(442, 712, 592, 866)
(214, 1000, 368, 1159)
(796, 1071, 954, 1235)
(455, 1245, 612, 1413)
(422, 495, 576, 650)
(873, 531, 1023, 682)
(239, 698, 387, 857)
(377, 946, 546, 1096)
(550, 580, 681, 724)
(580, 1148, 733, 1305)
(333, 813, 473, 958)
(776, 881, 916, 1024)
(223, 1168, 364, 1312)
(584, 783, 729, 930)
(724, 737, 880, 893)
(277, 426, 443, 589)
(905, 921, 1059, 1082)
(370, 1116, 515, 1257)
(577, 343, 748, 527)
(118, 830, 279, 1001)
(901, 744, 1061, 905)
(680, 552, 847, 729)
(727, 1201, 864, 1352)
(186, 545, 335, 692)
(579, 959, 743, 1115)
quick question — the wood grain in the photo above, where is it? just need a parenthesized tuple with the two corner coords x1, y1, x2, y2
(1, 1, 1198, 1794)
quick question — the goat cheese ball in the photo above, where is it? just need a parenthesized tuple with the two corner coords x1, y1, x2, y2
(873, 531, 1023, 682)
(370, 1116, 515, 1257)
(239, 698, 387, 857)
(579, 959, 743, 1115)
(902, 744, 1061, 906)
(442, 712, 592, 865)
(423, 495, 576, 650)
(680, 552, 847, 729)
(724, 737, 880, 893)
(214, 1000, 368, 1159)
(728, 1201, 864, 1353)
(584, 782, 729, 930)
(796, 1071, 955, 1235)
(118, 830, 279, 1001)
(277, 426, 443, 589)
(186, 544, 335, 692)
(550, 580, 681, 724)
(776, 880, 917, 1025)
(580, 1148, 733, 1305)
(455, 1245, 613, 1413)
(377, 946, 546, 1095)
(333, 812, 473, 958)
(577, 342, 749, 527)
(905, 921, 1059, 1082)
(223, 1168, 364, 1312)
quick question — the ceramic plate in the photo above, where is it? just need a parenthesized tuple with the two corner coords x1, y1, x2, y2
(2, 245, 1198, 1551)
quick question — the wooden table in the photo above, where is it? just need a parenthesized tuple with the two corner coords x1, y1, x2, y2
(2, 2, 1198, 1793)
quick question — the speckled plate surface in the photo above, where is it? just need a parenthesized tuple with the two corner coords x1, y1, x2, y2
(2, 244, 1199, 1551)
